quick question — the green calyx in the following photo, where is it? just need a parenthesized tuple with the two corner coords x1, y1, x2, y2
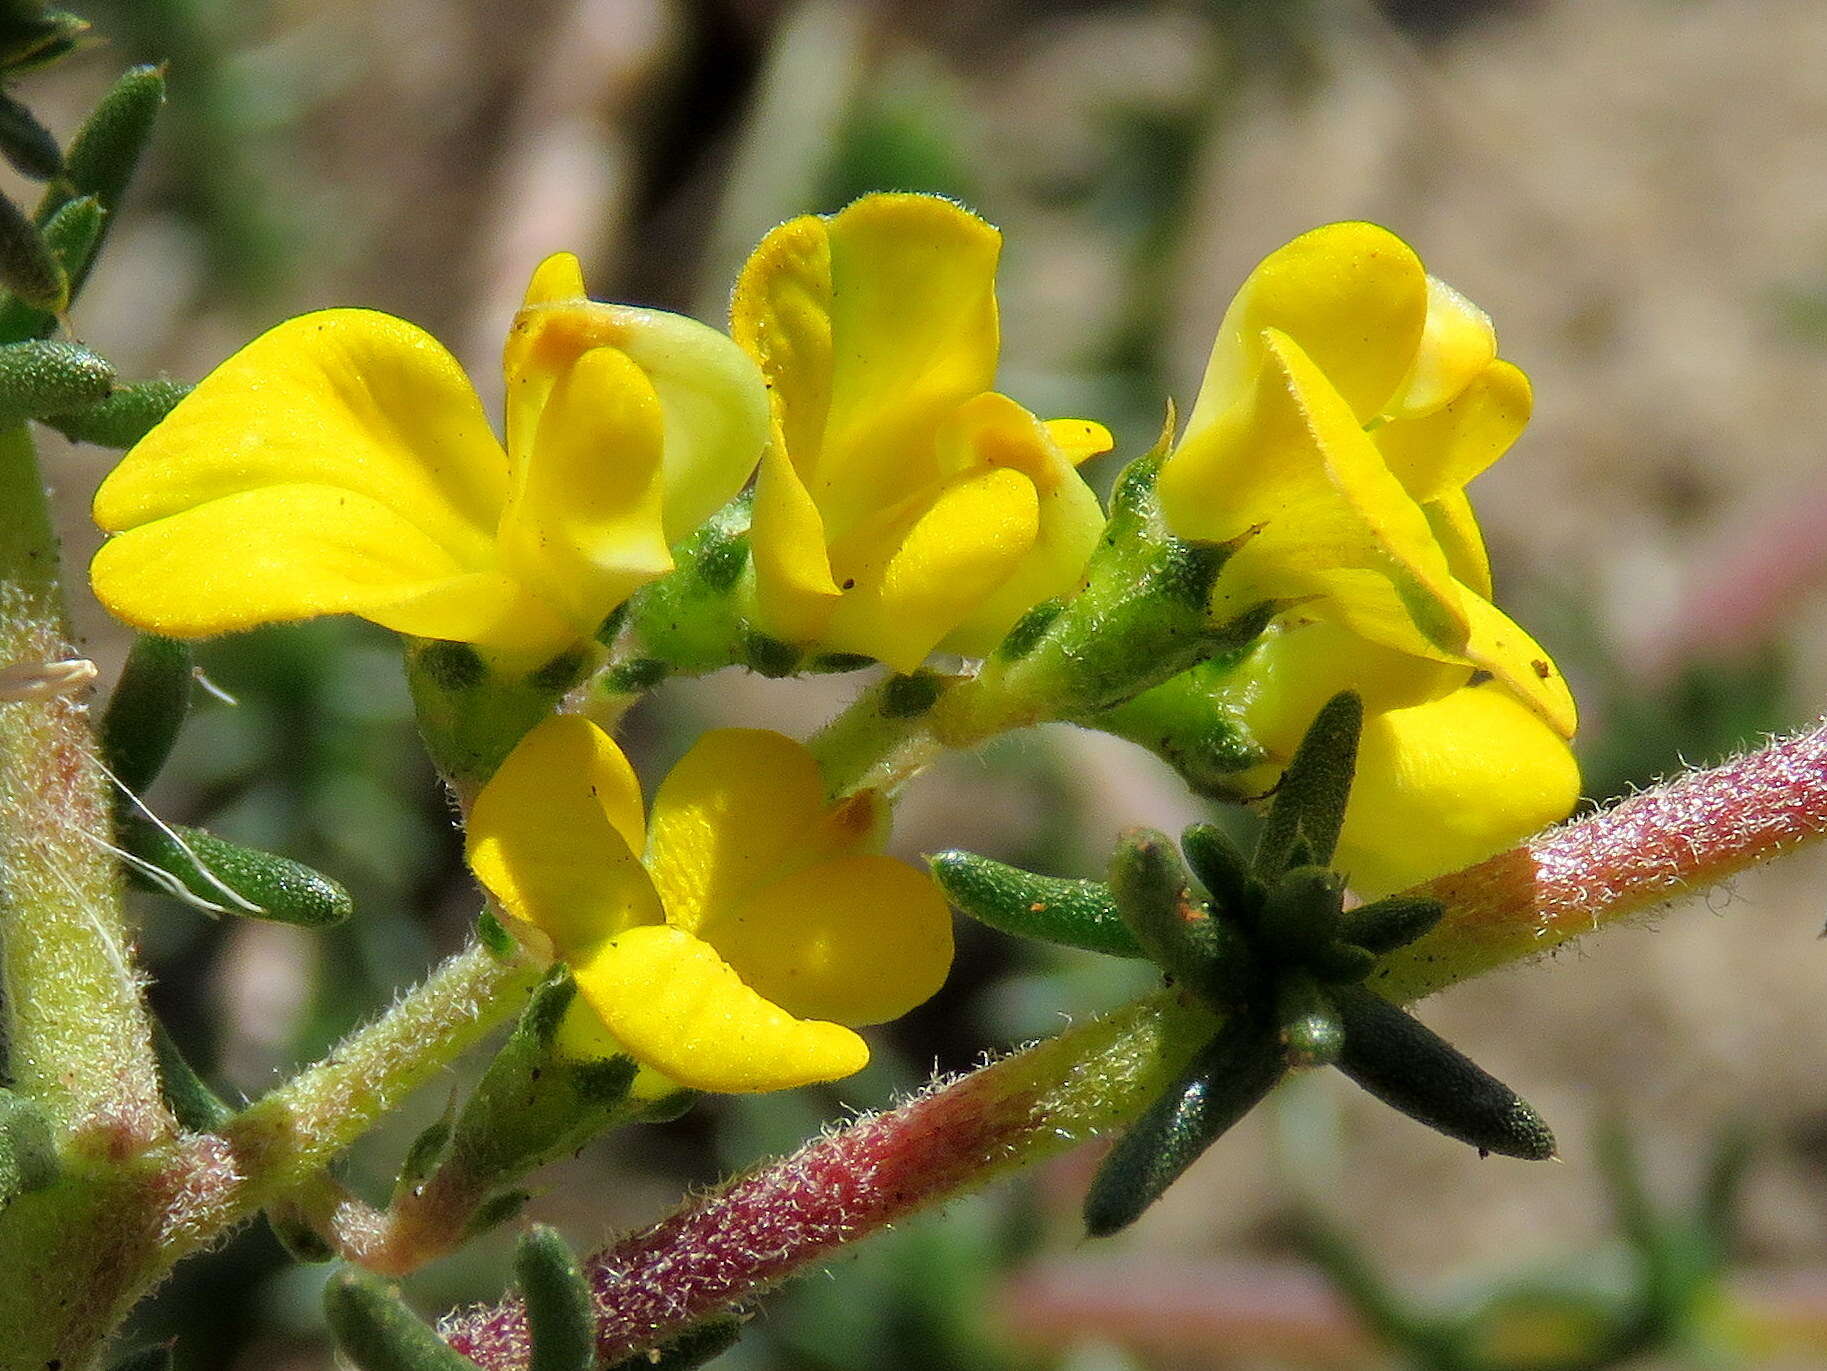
(975, 450, 1272, 720)
(1034, 691, 1560, 1235)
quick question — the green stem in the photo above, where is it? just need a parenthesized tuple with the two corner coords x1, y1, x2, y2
(0, 421, 167, 1145)
(209, 941, 540, 1219)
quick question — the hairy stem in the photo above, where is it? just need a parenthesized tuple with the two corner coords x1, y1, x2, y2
(444, 722, 1827, 1368)
(0, 421, 168, 1146)
(178, 940, 540, 1242)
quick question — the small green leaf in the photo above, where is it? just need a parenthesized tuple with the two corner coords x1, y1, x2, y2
(1255, 866, 1345, 964)
(42, 63, 163, 238)
(1337, 895, 1444, 955)
(0, 193, 100, 342)
(1275, 972, 1342, 1069)
(393, 1112, 455, 1206)
(0, 92, 60, 180)
(1083, 1019, 1285, 1237)
(100, 634, 192, 796)
(1332, 986, 1556, 1161)
(1109, 829, 1251, 997)
(149, 1017, 232, 1132)
(324, 1270, 482, 1371)
(1254, 691, 1362, 879)
(0, 337, 110, 417)
(476, 909, 516, 960)
(43, 375, 187, 446)
(120, 818, 354, 927)
(0, 192, 62, 311)
(927, 850, 1142, 958)
(604, 1317, 743, 1371)
(0, 10, 86, 76)
(517, 1225, 595, 1371)
(1179, 821, 1262, 919)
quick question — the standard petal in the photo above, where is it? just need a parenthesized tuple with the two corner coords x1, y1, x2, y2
(644, 728, 832, 934)
(91, 483, 566, 653)
(749, 441, 843, 644)
(700, 854, 953, 1027)
(1383, 275, 1497, 419)
(822, 465, 1040, 672)
(1375, 359, 1532, 504)
(934, 394, 1106, 656)
(1166, 329, 1470, 659)
(505, 299, 769, 542)
(1186, 221, 1429, 435)
(733, 194, 1002, 537)
(466, 716, 662, 956)
(1458, 592, 1578, 739)
(496, 345, 673, 633)
(93, 310, 508, 564)
(569, 924, 869, 1092)
(1334, 685, 1581, 899)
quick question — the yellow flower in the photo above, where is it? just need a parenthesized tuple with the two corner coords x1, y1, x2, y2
(1156, 222, 1579, 893)
(91, 255, 770, 660)
(731, 193, 1112, 673)
(466, 717, 954, 1093)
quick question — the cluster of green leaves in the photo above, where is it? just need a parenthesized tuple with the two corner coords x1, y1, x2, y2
(940, 692, 1556, 1238)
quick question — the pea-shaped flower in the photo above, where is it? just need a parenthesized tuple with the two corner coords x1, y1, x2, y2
(91, 255, 770, 661)
(1155, 223, 1579, 891)
(466, 717, 953, 1093)
(731, 193, 1110, 672)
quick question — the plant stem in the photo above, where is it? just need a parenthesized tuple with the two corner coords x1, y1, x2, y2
(0, 421, 168, 1146)
(443, 721, 1827, 1368)
(205, 941, 540, 1219)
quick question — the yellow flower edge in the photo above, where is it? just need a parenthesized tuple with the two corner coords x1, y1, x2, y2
(91, 257, 769, 659)
(732, 192, 1108, 672)
(466, 716, 954, 1094)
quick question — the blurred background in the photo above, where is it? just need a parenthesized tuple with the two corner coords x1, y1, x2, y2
(23, 0, 1827, 1365)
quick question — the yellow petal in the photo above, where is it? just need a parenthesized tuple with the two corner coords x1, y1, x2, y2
(94, 310, 508, 565)
(749, 440, 843, 643)
(523, 251, 587, 307)
(569, 924, 869, 1092)
(466, 716, 662, 956)
(732, 194, 1002, 537)
(1229, 619, 1466, 767)
(505, 299, 769, 543)
(1384, 275, 1497, 419)
(1459, 592, 1578, 739)
(1335, 685, 1581, 898)
(822, 465, 1040, 672)
(91, 484, 568, 654)
(1044, 417, 1115, 466)
(933, 394, 1106, 656)
(1166, 328, 1469, 658)
(1424, 490, 1492, 600)
(496, 345, 673, 633)
(1186, 222, 1428, 435)
(1375, 359, 1532, 504)
(644, 727, 831, 935)
(729, 214, 835, 488)
(701, 854, 953, 1026)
